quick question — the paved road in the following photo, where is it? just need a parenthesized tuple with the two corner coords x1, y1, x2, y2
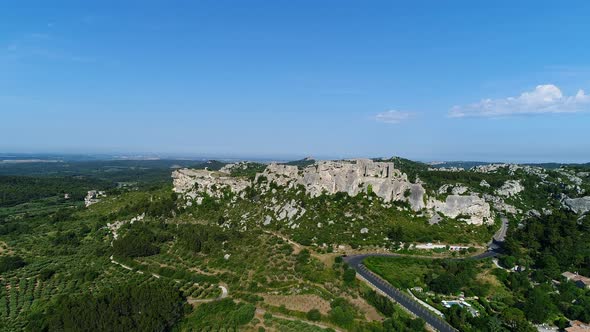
(344, 218, 509, 332)
(345, 254, 457, 332)
(493, 216, 509, 243)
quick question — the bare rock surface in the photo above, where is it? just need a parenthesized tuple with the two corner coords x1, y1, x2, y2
(428, 213, 443, 225)
(173, 159, 498, 226)
(172, 168, 250, 199)
(495, 180, 524, 197)
(562, 196, 590, 214)
(257, 159, 426, 211)
(427, 195, 492, 225)
(483, 194, 518, 214)
(472, 164, 547, 179)
(479, 180, 490, 188)
(438, 184, 468, 195)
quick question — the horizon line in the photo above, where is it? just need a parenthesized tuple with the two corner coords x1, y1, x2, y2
(0, 151, 588, 165)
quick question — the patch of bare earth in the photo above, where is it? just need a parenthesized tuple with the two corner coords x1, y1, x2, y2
(261, 294, 331, 314)
(345, 295, 383, 322)
(476, 269, 502, 288)
(0, 241, 13, 255)
(313, 252, 339, 267)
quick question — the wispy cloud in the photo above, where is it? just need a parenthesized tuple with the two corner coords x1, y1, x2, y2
(449, 84, 590, 118)
(2, 32, 95, 63)
(375, 110, 413, 124)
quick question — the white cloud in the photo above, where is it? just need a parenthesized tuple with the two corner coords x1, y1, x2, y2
(375, 110, 413, 124)
(449, 84, 590, 118)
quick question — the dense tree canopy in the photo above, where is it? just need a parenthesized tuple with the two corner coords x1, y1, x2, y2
(112, 224, 170, 258)
(176, 298, 255, 330)
(30, 280, 185, 332)
(0, 255, 26, 273)
(505, 210, 590, 276)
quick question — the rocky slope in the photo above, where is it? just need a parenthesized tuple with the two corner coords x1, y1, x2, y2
(172, 168, 249, 204)
(426, 195, 491, 225)
(256, 159, 426, 211)
(562, 196, 590, 214)
(172, 159, 500, 226)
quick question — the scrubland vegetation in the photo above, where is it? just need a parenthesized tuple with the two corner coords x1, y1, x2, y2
(0, 159, 589, 331)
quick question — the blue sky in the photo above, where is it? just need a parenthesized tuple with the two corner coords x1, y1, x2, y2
(1, 1, 590, 162)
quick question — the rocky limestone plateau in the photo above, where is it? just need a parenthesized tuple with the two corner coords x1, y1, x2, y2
(172, 168, 250, 201)
(172, 159, 500, 225)
(473, 163, 548, 179)
(256, 159, 426, 211)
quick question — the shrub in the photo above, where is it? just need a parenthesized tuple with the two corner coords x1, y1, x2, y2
(306, 308, 321, 321)
(329, 298, 355, 327)
(343, 268, 356, 283)
(0, 256, 26, 273)
(112, 226, 161, 258)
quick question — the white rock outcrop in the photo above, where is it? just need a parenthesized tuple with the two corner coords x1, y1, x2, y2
(427, 195, 492, 225)
(172, 168, 250, 199)
(483, 194, 518, 214)
(219, 162, 247, 174)
(428, 167, 464, 172)
(479, 180, 490, 188)
(473, 164, 547, 179)
(562, 196, 590, 214)
(438, 184, 468, 195)
(495, 180, 524, 197)
(173, 159, 497, 226)
(85, 190, 106, 207)
(557, 169, 584, 186)
(257, 159, 426, 211)
(272, 199, 306, 221)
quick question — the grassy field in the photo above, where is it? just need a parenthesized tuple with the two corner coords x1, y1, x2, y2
(363, 256, 433, 289)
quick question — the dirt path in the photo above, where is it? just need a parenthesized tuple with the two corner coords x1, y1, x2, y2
(264, 230, 302, 254)
(187, 284, 229, 304)
(109, 255, 133, 271)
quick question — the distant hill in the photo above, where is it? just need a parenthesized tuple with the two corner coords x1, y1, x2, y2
(427, 161, 494, 169)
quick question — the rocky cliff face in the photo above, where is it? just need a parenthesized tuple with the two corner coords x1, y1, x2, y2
(172, 159, 496, 226)
(172, 168, 250, 201)
(256, 159, 426, 211)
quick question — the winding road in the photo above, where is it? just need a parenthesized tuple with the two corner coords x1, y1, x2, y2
(343, 216, 509, 332)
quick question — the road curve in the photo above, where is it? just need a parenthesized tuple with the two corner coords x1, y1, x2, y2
(344, 254, 458, 332)
(343, 217, 508, 331)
